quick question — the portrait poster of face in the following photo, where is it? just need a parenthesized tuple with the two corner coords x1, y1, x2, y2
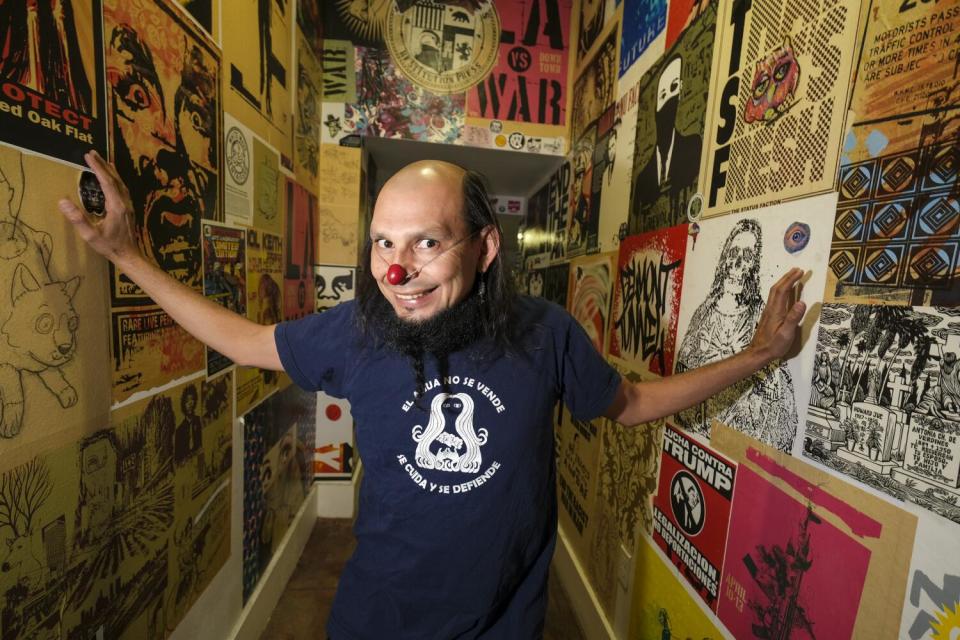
(627, 2, 715, 235)
(701, 0, 862, 217)
(203, 222, 247, 376)
(283, 179, 317, 321)
(222, 0, 293, 158)
(0, 0, 108, 166)
(713, 423, 918, 639)
(315, 264, 356, 312)
(609, 223, 687, 377)
(672, 195, 833, 453)
(104, 0, 221, 307)
(242, 384, 315, 603)
(652, 424, 735, 611)
(0, 147, 110, 459)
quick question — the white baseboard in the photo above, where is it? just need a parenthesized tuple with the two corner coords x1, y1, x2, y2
(228, 482, 320, 640)
(553, 526, 617, 640)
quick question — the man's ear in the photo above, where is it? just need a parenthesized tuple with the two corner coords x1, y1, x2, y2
(478, 224, 500, 272)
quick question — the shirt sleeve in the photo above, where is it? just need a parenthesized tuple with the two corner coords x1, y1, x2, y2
(557, 310, 622, 421)
(273, 302, 355, 397)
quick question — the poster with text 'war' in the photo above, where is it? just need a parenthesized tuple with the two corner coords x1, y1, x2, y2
(0, 0, 108, 166)
(713, 423, 917, 640)
(466, 0, 572, 135)
(0, 147, 111, 458)
(609, 224, 687, 377)
(105, 0, 221, 306)
(701, 0, 862, 217)
(652, 424, 734, 611)
(673, 195, 833, 453)
(826, 1, 959, 307)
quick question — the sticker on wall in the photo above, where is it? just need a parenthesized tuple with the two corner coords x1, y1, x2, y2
(466, 0, 572, 128)
(315, 265, 357, 312)
(628, 2, 715, 235)
(701, 0, 862, 217)
(104, 0, 221, 305)
(283, 179, 317, 321)
(803, 303, 960, 526)
(609, 224, 687, 377)
(0, 0, 108, 166)
(384, 0, 500, 95)
(203, 222, 247, 376)
(315, 391, 355, 478)
(652, 424, 735, 610)
(825, 0, 959, 307)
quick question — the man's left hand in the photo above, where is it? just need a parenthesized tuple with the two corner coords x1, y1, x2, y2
(749, 267, 807, 364)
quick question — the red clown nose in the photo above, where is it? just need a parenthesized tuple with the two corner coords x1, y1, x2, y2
(386, 264, 408, 285)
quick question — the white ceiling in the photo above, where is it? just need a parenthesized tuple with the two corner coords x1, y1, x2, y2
(364, 136, 563, 200)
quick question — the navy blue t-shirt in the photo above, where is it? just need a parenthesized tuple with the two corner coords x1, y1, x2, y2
(275, 296, 621, 639)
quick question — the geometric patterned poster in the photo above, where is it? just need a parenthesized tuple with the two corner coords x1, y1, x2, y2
(826, 0, 960, 307)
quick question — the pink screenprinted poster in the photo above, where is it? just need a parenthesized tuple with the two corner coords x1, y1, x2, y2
(718, 465, 871, 639)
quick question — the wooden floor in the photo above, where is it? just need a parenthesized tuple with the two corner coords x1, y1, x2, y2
(259, 518, 587, 640)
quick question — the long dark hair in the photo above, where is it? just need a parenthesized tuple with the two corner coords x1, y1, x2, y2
(356, 168, 517, 351)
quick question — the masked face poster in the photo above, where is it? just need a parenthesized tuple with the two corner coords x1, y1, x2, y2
(0, 0, 108, 166)
(104, 0, 221, 306)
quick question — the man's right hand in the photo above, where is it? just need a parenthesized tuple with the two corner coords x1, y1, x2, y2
(58, 150, 142, 267)
(57, 150, 284, 371)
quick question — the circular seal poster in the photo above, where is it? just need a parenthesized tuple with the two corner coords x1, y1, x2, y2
(384, 0, 501, 95)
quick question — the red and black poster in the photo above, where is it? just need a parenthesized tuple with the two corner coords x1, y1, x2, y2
(0, 0, 108, 165)
(653, 424, 736, 611)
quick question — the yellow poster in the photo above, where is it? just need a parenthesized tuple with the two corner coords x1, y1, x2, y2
(0, 147, 110, 457)
(222, 0, 294, 159)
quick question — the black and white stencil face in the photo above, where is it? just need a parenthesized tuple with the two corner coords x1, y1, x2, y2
(670, 470, 705, 536)
(78, 171, 106, 217)
(315, 265, 356, 309)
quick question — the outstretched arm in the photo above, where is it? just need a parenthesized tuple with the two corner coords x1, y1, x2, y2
(604, 268, 807, 426)
(58, 151, 282, 370)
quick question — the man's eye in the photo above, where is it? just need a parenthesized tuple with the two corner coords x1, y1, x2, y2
(375, 239, 393, 249)
(121, 82, 150, 110)
(416, 239, 439, 250)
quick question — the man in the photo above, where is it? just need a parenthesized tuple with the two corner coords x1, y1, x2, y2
(59, 152, 806, 639)
(629, 56, 702, 234)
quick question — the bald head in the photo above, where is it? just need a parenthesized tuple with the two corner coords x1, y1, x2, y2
(381, 160, 467, 200)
